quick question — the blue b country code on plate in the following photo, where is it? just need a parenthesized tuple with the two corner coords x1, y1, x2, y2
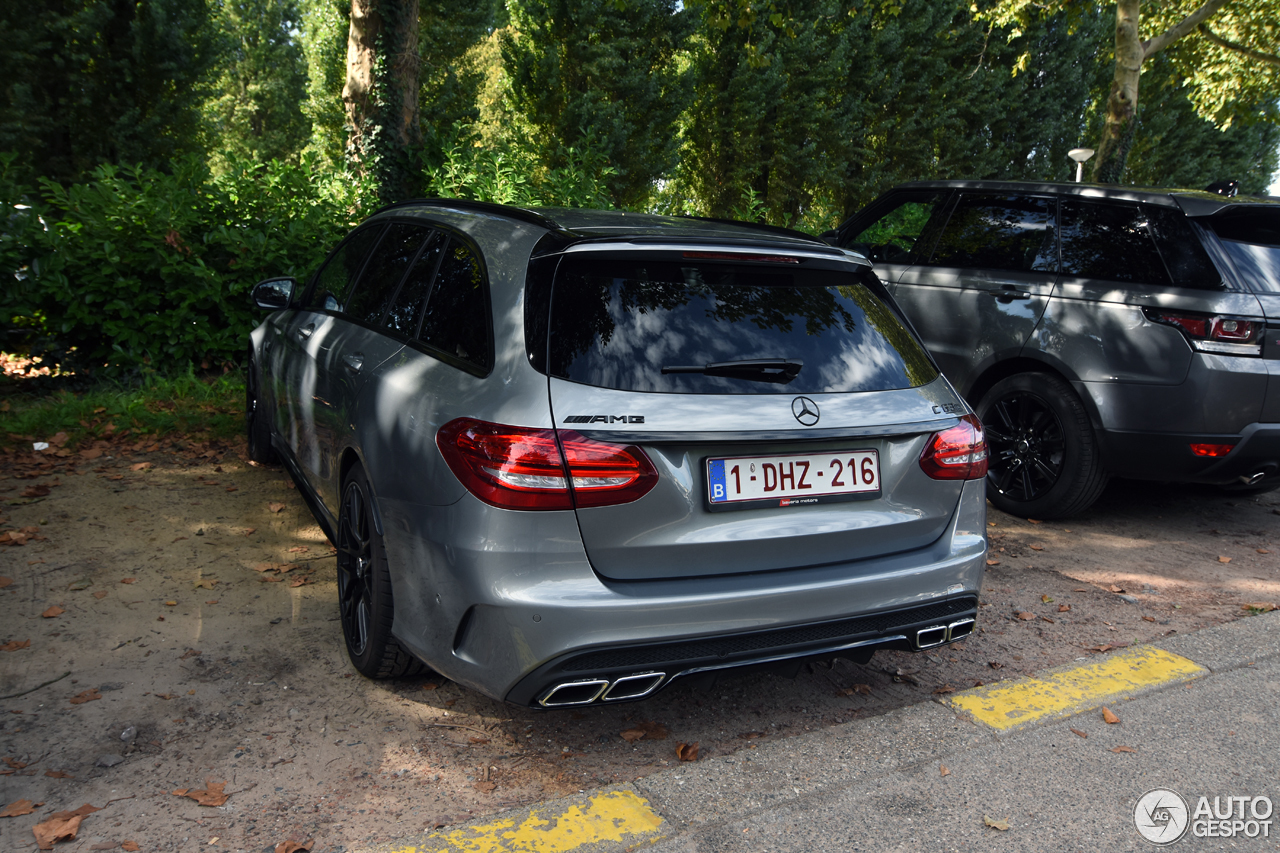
(708, 458, 729, 503)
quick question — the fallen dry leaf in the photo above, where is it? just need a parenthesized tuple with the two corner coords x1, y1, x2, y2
(988, 661, 1004, 669)
(1040, 616, 1055, 624)
(1112, 745, 1137, 753)
(179, 649, 202, 660)
(241, 528, 257, 536)
(933, 684, 956, 695)
(33, 804, 100, 850)
(120, 578, 135, 584)
(1242, 602, 1278, 613)
(194, 578, 218, 590)
(44, 770, 73, 779)
(1029, 543, 1044, 551)
(268, 502, 286, 513)
(1070, 728, 1087, 739)
(1058, 604, 1071, 612)
(122, 843, 140, 852)
(41, 605, 65, 618)
(0, 577, 11, 589)
(675, 742, 700, 762)
(940, 763, 950, 777)
(130, 462, 152, 471)
(1015, 611, 1035, 621)
(1218, 555, 1232, 564)
(205, 600, 218, 605)
(1102, 707, 1120, 724)
(1041, 594, 1053, 603)
(1108, 584, 1123, 593)
(983, 815, 1010, 831)
(1086, 644, 1113, 653)
(164, 600, 176, 606)
(69, 689, 102, 705)
(289, 575, 314, 588)
(172, 779, 229, 807)
(985, 559, 1000, 566)
(2, 798, 35, 817)
(21, 484, 51, 498)
(1258, 549, 1271, 555)
(1142, 615, 1156, 622)
(92, 591, 107, 600)
(0, 640, 30, 651)
(156, 693, 174, 700)
(468, 736, 490, 744)
(287, 546, 310, 554)
(3, 757, 26, 769)
(67, 578, 91, 591)
(474, 781, 497, 793)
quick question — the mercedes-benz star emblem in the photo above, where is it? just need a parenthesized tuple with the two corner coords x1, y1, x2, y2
(792, 396, 820, 426)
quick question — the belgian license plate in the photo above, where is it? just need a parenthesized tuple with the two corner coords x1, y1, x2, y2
(705, 449, 880, 510)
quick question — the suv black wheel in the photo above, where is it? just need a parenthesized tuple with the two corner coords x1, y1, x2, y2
(978, 373, 1107, 519)
(245, 356, 279, 465)
(337, 465, 429, 679)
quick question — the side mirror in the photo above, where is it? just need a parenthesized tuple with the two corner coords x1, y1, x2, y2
(252, 277, 296, 310)
(819, 229, 840, 247)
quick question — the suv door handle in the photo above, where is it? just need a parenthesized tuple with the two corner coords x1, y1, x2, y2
(342, 353, 364, 373)
(297, 323, 315, 340)
(989, 285, 1031, 302)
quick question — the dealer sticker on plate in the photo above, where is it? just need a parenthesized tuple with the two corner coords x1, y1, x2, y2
(706, 449, 880, 510)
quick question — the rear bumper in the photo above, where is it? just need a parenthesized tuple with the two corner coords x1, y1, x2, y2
(380, 478, 989, 705)
(1100, 422, 1280, 486)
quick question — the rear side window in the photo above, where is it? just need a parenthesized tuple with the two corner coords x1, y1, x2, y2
(1059, 200, 1169, 286)
(1211, 211, 1280, 294)
(547, 256, 937, 395)
(1145, 206, 1222, 290)
(303, 224, 385, 311)
(383, 231, 446, 337)
(417, 239, 492, 372)
(929, 194, 1057, 273)
(842, 191, 947, 265)
(344, 223, 431, 324)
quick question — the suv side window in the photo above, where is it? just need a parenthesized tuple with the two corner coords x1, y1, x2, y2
(1059, 200, 1169, 286)
(1207, 210, 1279, 293)
(344, 223, 431, 325)
(1145, 206, 1221, 289)
(842, 191, 947, 264)
(303, 224, 385, 311)
(383, 230, 447, 337)
(928, 194, 1057, 273)
(417, 238, 493, 373)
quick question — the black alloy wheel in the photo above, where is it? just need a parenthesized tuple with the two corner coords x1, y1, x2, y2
(983, 390, 1065, 503)
(977, 372, 1108, 519)
(335, 466, 427, 679)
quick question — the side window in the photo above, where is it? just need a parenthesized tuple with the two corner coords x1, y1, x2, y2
(1145, 206, 1222, 290)
(1211, 211, 1280, 294)
(1060, 200, 1169, 286)
(303, 225, 385, 311)
(418, 238, 492, 372)
(344, 223, 431, 324)
(842, 192, 947, 264)
(929, 194, 1057, 273)
(383, 230, 446, 336)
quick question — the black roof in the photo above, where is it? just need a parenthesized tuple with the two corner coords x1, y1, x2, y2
(893, 179, 1280, 218)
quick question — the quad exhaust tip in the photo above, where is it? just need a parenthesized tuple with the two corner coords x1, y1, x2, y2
(540, 672, 667, 707)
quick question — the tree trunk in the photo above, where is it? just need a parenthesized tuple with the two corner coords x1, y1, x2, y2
(1092, 0, 1142, 183)
(342, 0, 421, 202)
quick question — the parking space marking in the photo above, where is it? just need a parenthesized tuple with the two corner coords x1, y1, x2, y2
(387, 789, 663, 852)
(947, 645, 1205, 731)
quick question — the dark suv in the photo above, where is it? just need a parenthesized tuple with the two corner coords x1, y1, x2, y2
(831, 180, 1280, 518)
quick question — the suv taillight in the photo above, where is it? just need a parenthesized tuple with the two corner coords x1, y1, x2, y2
(1143, 308, 1263, 355)
(919, 414, 988, 480)
(436, 418, 657, 511)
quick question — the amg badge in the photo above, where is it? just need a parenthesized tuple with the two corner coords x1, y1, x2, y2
(562, 415, 645, 424)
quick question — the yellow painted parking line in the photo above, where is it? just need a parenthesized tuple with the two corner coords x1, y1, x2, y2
(388, 790, 663, 853)
(948, 645, 1205, 731)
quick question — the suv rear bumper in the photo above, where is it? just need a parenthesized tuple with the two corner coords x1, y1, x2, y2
(1100, 422, 1280, 486)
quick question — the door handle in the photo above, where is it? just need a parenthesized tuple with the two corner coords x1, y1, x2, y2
(988, 285, 1031, 302)
(297, 323, 315, 340)
(342, 353, 364, 373)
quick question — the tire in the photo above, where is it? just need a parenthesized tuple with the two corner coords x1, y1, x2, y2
(245, 356, 279, 465)
(336, 465, 429, 679)
(977, 372, 1108, 519)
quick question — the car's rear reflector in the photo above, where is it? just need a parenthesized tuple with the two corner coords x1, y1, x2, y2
(436, 418, 656, 510)
(919, 414, 988, 480)
(1190, 443, 1236, 457)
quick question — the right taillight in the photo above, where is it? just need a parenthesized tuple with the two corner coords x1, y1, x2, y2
(436, 418, 657, 511)
(920, 413, 988, 480)
(1143, 307, 1263, 355)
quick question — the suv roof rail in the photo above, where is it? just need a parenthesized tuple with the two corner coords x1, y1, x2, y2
(679, 215, 821, 243)
(373, 198, 563, 231)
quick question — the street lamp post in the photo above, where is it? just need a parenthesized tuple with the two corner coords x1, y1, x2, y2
(1068, 148, 1095, 182)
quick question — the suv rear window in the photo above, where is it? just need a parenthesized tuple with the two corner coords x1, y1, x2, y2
(547, 255, 937, 394)
(1211, 211, 1280, 293)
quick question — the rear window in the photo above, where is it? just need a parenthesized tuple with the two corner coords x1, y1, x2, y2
(547, 256, 937, 394)
(1211, 211, 1280, 294)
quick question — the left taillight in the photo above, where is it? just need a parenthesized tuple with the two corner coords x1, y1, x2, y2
(919, 414, 988, 481)
(436, 418, 657, 511)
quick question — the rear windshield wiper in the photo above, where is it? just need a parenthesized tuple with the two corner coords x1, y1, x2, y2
(661, 358, 804, 384)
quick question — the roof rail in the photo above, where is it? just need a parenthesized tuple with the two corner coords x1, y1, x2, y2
(372, 198, 562, 231)
(678, 215, 821, 243)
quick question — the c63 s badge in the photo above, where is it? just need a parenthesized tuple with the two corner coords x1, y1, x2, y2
(562, 415, 645, 424)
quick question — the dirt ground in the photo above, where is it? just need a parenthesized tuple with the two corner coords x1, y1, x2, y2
(1, 435, 1278, 852)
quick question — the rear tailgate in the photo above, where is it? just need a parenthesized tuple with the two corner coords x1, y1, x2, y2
(544, 246, 972, 582)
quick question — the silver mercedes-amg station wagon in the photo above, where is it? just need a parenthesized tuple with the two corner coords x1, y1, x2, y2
(246, 201, 988, 706)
